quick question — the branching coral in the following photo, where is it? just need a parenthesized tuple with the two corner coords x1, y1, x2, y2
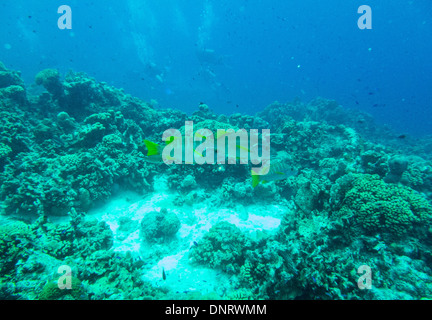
(189, 221, 249, 273)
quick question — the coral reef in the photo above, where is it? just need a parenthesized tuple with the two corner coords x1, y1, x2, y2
(189, 221, 250, 273)
(35, 69, 63, 99)
(39, 277, 85, 300)
(331, 173, 432, 238)
(1, 61, 432, 300)
(140, 208, 181, 243)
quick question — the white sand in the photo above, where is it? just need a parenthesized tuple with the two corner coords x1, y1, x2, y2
(87, 177, 291, 295)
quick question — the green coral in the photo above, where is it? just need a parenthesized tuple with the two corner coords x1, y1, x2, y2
(0, 62, 26, 102)
(84, 112, 113, 126)
(0, 142, 12, 159)
(39, 277, 84, 300)
(188, 221, 248, 273)
(102, 134, 124, 157)
(0, 63, 24, 89)
(337, 173, 432, 236)
(76, 122, 106, 147)
(0, 221, 34, 276)
(0, 85, 26, 102)
(34, 218, 113, 259)
(56, 111, 77, 131)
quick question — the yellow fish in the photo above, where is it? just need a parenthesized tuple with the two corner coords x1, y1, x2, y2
(251, 161, 297, 188)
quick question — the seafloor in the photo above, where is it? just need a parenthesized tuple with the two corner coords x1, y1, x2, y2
(1, 61, 432, 300)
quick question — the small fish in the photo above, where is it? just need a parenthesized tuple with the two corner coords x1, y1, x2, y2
(398, 134, 407, 139)
(162, 267, 166, 280)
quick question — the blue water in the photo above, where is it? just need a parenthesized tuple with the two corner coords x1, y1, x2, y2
(3, 1, 432, 302)
(1, 0, 431, 136)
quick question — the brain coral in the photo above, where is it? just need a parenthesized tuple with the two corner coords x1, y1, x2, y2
(139, 208, 181, 242)
(39, 277, 84, 300)
(335, 173, 432, 236)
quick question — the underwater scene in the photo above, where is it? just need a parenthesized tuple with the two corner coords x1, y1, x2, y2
(1, 1, 432, 302)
